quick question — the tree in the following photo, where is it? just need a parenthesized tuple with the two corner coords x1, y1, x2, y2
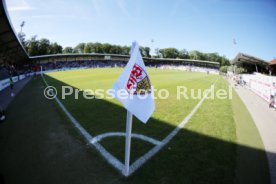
(63, 47, 74, 53)
(189, 50, 205, 60)
(139, 47, 151, 57)
(84, 42, 93, 53)
(102, 43, 112, 54)
(159, 48, 179, 58)
(49, 42, 62, 54)
(38, 38, 50, 55)
(143, 47, 151, 58)
(24, 37, 232, 63)
(206, 53, 219, 62)
(220, 66, 228, 73)
(93, 42, 104, 53)
(204, 53, 230, 66)
(178, 49, 189, 59)
(121, 46, 130, 55)
(74, 43, 85, 53)
(26, 36, 63, 56)
(109, 45, 122, 54)
(18, 32, 27, 49)
(221, 55, 230, 66)
(139, 47, 146, 57)
(26, 36, 40, 56)
(154, 48, 161, 58)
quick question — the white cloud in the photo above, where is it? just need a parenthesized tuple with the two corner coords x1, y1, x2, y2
(7, 0, 33, 12)
(20, 14, 88, 20)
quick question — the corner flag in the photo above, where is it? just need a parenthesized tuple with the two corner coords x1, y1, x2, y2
(112, 41, 155, 123)
(112, 41, 155, 176)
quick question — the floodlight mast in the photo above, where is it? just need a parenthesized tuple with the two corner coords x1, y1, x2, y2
(233, 38, 237, 74)
(151, 39, 154, 58)
(20, 21, 25, 34)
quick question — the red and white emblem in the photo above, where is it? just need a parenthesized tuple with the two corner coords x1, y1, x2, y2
(126, 64, 151, 95)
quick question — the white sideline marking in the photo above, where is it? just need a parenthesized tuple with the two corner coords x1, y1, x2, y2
(42, 74, 219, 177)
(42, 75, 124, 172)
(91, 132, 162, 145)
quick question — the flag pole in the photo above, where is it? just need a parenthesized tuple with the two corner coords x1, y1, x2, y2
(125, 110, 133, 176)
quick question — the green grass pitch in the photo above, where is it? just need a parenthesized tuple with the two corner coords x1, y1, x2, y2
(2, 68, 269, 183)
(42, 68, 270, 183)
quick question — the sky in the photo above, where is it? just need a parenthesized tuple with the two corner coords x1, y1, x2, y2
(4, 0, 276, 61)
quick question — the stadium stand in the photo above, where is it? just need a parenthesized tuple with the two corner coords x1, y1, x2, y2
(1, 0, 219, 92)
(0, 0, 29, 65)
(232, 53, 270, 74)
(230, 53, 276, 107)
(30, 53, 220, 70)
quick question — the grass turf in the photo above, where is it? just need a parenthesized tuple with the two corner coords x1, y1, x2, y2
(0, 68, 270, 184)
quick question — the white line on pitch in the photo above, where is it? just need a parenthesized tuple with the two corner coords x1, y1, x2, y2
(41, 74, 124, 172)
(91, 132, 162, 145)
(42, 73, 219, 177)
(128, 77, 220, 176)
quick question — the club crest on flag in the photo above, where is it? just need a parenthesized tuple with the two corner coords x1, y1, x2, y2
(126, 63, 151, 95)
(112, 41, 155, 123)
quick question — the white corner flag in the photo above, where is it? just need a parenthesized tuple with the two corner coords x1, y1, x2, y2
(112, 41, 155, 176)
(112, 41, 155, 123)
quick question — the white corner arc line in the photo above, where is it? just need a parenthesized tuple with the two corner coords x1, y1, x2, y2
(42, 73, 219, 177)
(91, 132, 162, 145)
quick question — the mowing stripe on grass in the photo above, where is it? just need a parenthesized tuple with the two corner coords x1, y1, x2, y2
(42, 72, 219, 177)
(128, 78, 219, 176)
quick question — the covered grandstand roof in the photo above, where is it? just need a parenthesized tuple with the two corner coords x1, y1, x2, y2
(231, 53, 270, 73)
(148, 57, 219, 65)
(0, 0, 29, 64)
(30, 53, 220, 68)
(232, 53, 269, 66)
(30, 53, 129, 60)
